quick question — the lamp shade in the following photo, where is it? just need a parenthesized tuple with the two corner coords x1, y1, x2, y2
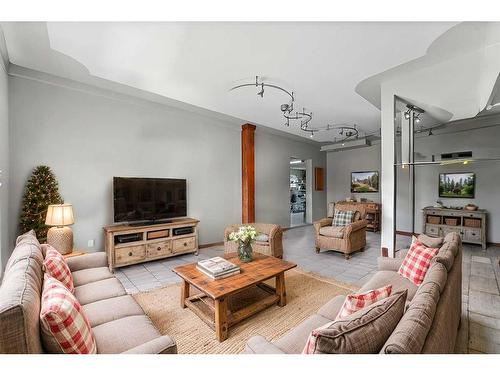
(45, 204, 75, 226)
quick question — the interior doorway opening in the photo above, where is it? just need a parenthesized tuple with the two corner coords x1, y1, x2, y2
(290, 158, 312, 227)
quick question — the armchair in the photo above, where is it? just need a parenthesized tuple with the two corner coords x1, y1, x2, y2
(224, 223, 283, 258)
(313, 202, 367, 259)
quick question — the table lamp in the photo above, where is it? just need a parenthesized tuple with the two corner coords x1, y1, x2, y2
(45, 203, 75, 255)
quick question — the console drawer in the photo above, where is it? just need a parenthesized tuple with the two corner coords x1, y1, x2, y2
(115, 245, 146, 265)
(172, 236, 196, 253)
(147, 241, 172, 258)
(464, 228, 481, 242)
(425, 225, 440, 237)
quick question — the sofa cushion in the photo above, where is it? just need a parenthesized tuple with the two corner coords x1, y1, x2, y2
(92, 315, 164, 353)
(0, 256, 44, 354)
(417, 234, 443, 248)
(381, 277, 442, 354)
(121, 335, 177, 354)
(82, 295, 145, 327)
(72, 267, 114, 287)
(5, 230, 44, 272)
(255, 233, 269, 242)
(43, 245, 74, 293)
(433, 238, 459, 272)
(319, 226, 345, 238)
(74, 278, 126, 306)
(359, 270, 418, 301)
(317, 295, 346, 321)
(274, 314, 331, 354)
(40, 275, 97, 354)
(420, 261, 448, 294)
(303, 290, 407, 354)
(335, 284, 392, 320)
(398, 241, 439, 286)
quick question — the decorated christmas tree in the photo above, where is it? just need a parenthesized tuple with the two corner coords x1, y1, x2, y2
(19, 165, 63, 242)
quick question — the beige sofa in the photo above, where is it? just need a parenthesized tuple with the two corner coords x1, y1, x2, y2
(314, 202, 368, 259)
(245, 232, 462, 354)
(224, 223, 283, 258)
(0, 231, 176, 354)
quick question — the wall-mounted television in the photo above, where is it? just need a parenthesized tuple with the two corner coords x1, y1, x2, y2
(113, 177, 187, 223)
(351, 171, 379, 193)
(439, 172, 475, 198)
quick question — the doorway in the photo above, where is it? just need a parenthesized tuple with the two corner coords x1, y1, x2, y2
(290, 158, 310, 227)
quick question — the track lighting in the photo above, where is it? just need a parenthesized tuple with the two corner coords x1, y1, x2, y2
(309, 132, 314, 138)
(428, 129, 433, 136)
(404, 111, 410, 120)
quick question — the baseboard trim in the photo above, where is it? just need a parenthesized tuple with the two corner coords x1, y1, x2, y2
(396, 231, 419, 237)
(199, 241, 224, 249)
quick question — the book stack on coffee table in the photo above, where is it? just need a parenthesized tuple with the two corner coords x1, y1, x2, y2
(196, 257, 240, 280)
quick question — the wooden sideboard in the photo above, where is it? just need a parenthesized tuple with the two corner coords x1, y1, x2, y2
(422, 207, 487, 249)
(104, 218, 199, 272)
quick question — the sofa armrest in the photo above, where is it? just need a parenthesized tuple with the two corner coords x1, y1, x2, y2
(66, 252, 108, 272)
(121, 336, 177, 354)
(344, 219, 367, 238)
(244, 335, 286, 354)
(313, 218, 333, 234)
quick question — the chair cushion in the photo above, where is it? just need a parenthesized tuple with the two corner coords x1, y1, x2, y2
(82, 295, 145, 327)
(43, 245, 74, 293)
(398, 241, 439, 286)
(74, 278, 126, 306)
(303, 290, 407, 354)
(274, 314, 331, 354)
(335, 284, 392, 320)
(255, 233, 269, 242)
(332, 209, 355, 227)
(359, 270, 418, 301)
(72, 267, 114, 287)
(319, 226, 345, 238)
(92, 315, 163, 354)
(40, 275, 96, 354)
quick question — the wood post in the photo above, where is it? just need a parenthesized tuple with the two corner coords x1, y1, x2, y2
(241, 124, 256, 223)
(276, 273, 287, 307)
(181, 280, 190, 308)
(215, 297, 228, 342)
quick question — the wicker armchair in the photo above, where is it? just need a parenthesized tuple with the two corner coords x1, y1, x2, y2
(224, 223, 284, 259)
(313, 202, 367, 259)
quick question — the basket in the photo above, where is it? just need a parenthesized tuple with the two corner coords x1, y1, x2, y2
(444, 217, 459, 226)
(464, 218, 481, 228)
(427, 215, 441, 225)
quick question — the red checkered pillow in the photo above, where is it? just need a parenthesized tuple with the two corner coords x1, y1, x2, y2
(40, 275, 97, 354)
(44, 245, 74, 293)
(334, 284, 392, 320)
(398, 240, 439, 285)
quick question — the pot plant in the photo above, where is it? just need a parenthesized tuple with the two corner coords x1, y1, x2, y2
(228, 225, 258, 263)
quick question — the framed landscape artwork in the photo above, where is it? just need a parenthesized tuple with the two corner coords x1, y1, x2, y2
(439, 172, 475, 198)
(351, 171, 379, 193)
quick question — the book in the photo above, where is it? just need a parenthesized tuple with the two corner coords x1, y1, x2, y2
(196, 266, 240, 280)
(197, 257, 240, 277)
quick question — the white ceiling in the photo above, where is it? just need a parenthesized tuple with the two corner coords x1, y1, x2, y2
(1, 22, 456, 142)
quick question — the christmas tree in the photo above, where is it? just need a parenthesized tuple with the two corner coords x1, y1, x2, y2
(19, 165, 63, 242)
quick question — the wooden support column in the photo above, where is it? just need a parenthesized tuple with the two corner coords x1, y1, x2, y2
(241, 124, 256, 223)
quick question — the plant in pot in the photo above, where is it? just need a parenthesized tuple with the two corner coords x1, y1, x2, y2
(228, 225, 258, 263)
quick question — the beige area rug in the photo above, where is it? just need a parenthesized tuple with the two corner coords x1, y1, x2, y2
(133, 268, 356, 354)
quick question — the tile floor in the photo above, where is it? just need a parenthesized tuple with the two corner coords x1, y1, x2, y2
(115, 225, 500, 354)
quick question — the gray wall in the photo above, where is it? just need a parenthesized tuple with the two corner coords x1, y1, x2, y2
(326, 143, 381, 204)
(0, 31, 8, 276)
(7, 72, 326, 254)
(326, 124, 500, 243)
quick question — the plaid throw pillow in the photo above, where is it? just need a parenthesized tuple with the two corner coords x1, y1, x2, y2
(398, 240, 439, 285)
(44, 245, 74, 293)
(335, 284, 392, 320)
(40, 275, 97, 354)
(332, 209, 355, 227)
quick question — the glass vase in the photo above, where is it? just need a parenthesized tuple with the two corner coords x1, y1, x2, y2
(237, 241, 253, 263)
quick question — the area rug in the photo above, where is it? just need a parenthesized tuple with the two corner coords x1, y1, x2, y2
(133, 268, 356, 354)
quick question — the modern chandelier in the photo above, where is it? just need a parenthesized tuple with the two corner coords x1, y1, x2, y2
(230, 76, 359, 141)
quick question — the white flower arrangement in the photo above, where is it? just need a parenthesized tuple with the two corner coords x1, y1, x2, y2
(228, 225, 258, 245)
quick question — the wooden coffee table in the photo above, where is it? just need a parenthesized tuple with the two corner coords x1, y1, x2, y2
(173, 253, 297, 342)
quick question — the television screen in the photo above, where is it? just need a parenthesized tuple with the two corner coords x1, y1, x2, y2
(439, 172, 475, 198)
(113, 177, 187, 223)
(351, 171, 379, 193)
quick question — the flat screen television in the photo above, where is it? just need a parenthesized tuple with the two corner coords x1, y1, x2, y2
(439, 172, 475, 198)
(113, 177, 187, 223)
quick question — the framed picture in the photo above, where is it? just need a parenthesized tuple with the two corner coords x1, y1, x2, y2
(351, 171, 379, 193)
(439, 172, 475, 198)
